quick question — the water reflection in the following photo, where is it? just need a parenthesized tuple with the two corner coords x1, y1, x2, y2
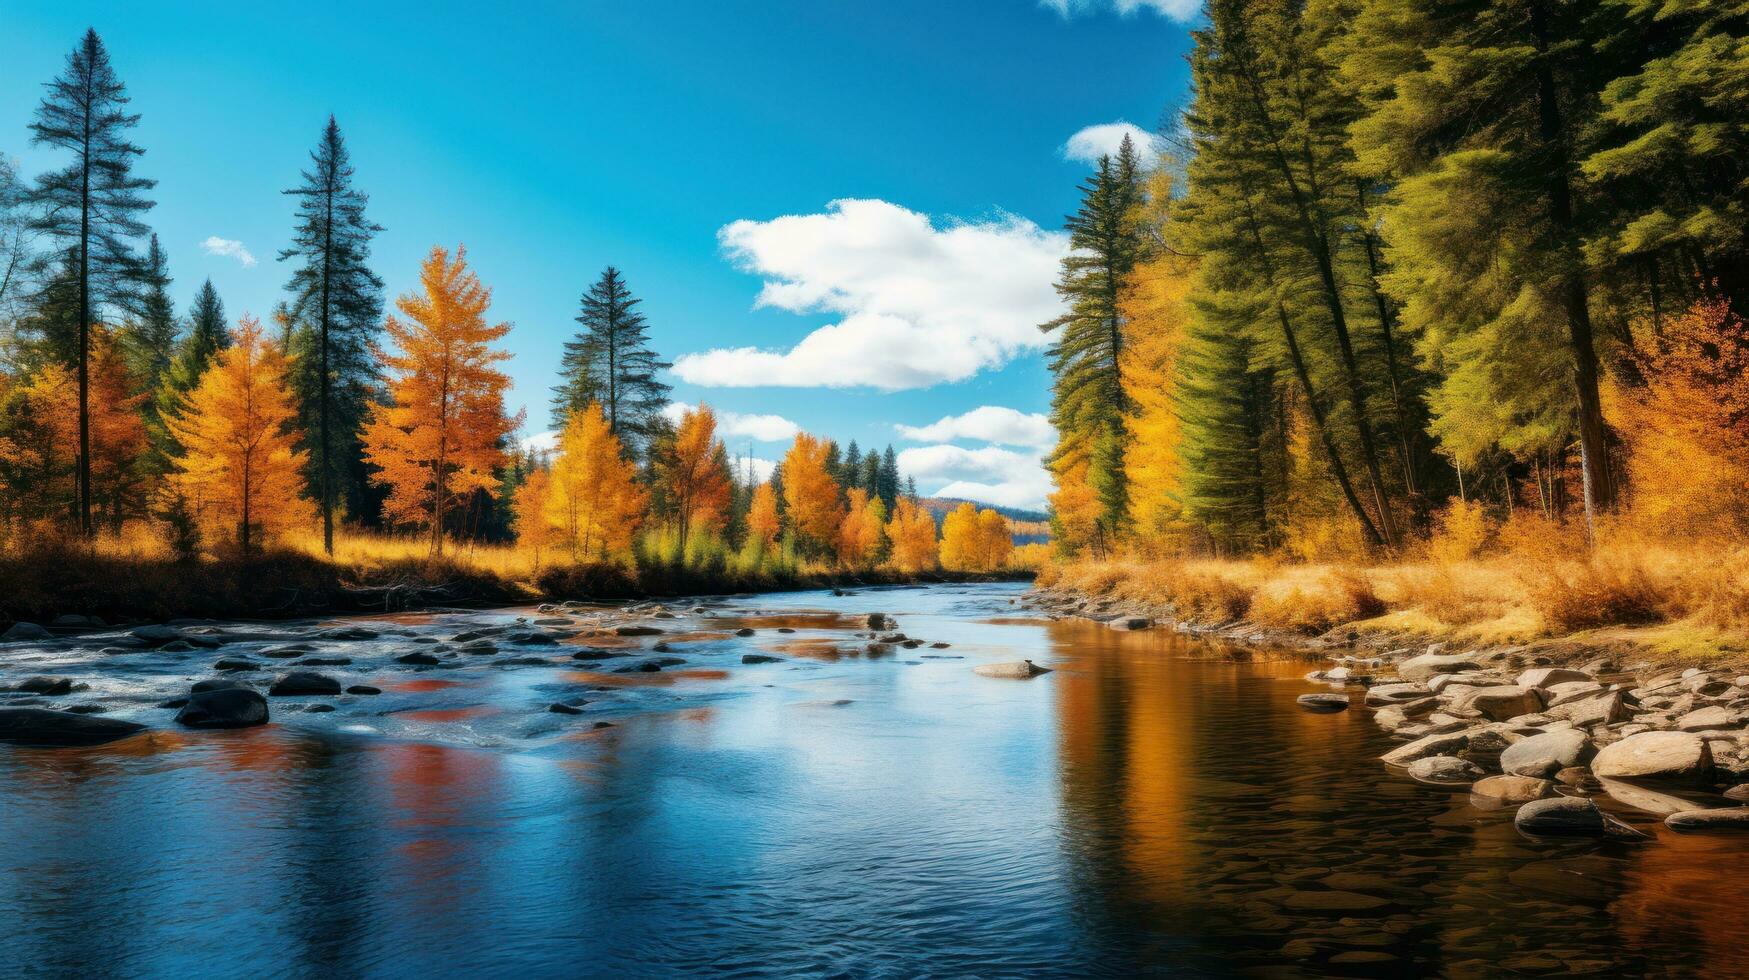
(1, 584, 1746, 976)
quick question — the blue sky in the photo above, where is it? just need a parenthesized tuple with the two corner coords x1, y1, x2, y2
(0, 0, 1197, 509)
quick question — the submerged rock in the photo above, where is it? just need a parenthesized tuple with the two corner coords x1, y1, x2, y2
(1381, 731, 1469, 766)
(973, 660, 1052, 679)
(175, 687, 269, 729)
(734, 628, 756, 637)
(1107, 616, 1151, 631)
(395, 652, 442, 666)
(613, 625, 664, 637)
(1665, 808, 1749, 832)
(1592, 731, 1713, 786)
(1407, 755, 1484, 786)
(548, 702, 585, 715)
(1470, 775, 1555, 807)
(1, 623, 51, 642)
(741, 654, 784, 665)
(0, 707, 146, 746)
(1296, 693, 1349, 713)
(15, 676, 78, 696)
(866, 613, 892, 630)
(269, 672, 341, 697)
(346, 685, 382, 696)
(1515, 797, 1608, 837)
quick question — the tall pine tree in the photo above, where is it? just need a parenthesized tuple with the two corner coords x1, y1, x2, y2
(551, 266, 670, 459)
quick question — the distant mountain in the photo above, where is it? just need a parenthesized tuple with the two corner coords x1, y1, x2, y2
(920, 497, 1050, 527)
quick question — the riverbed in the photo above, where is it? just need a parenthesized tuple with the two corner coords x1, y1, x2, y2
(1, 582, 1745, 976)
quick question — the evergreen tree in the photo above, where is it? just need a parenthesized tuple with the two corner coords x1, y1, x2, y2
(123, 234, 177, 464)
(280, 116, 385, 554)
(0, 156, 34, 363)
(155, 279, 226, 455)
(27, 28, 157, 535)
(877, 445, 901, 511)
(859, 448, 882, 496)
(551, 266, 671, 459)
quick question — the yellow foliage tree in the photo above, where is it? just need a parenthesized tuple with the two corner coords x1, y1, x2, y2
(21, 326, 147, 529)
(746, 481, 781, 548)
(836, 487, 887, 567)
(941, 502, 1013, 571)
(362, 246, 522, 555)
(1049, 459, 1105, 558)
(976, 508, 1014, 569)
(1120, 250, 1195, 552)
(546, 401, 647, 560)
(164, 315, 310, 553)
(512, 467, 557, 568)
(664, 404, 733, 553)
(780, 432, 843, 553)
(884, 497, 938, 573)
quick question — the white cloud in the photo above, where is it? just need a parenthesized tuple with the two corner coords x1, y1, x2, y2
(673, 199, 1068, 390)
(1041, 0, 1200, 22)
(201, 236, 256, 267)
(897, 406, 1056, 449)
(661, 401, 801, 443)
(521, 430, 558, 455)
(898, 444, 1052, 512)
(1062, 121, 1164, 165)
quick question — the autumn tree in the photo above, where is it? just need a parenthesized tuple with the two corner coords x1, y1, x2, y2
(552, 267, 670, 458)
(884, 497, 938, 573)
(940, 502, 1012, 572)
(512, 466, 557, 568)
(28, 28, 156, 534)
(17, 326, 146, 528)
(779, 432, 844, 556)
(165, 315, 309, 553)
(361, 246, 519, 555)
(544, 401, 647, 560)
(281, 117, 385, 552)
(660, 404, 733, 555)
(836, 488, 887, 568)
(746, 481, 781, 549)
(155, 279, 226, 443)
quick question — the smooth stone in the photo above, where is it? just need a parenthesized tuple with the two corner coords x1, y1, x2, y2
(1724, 784, 1749, 803)
(734, 628, 756, 637)
(1515, 797, 1608, 837)
(175, 687, 269, 729)
(15, 676, 77, 696)
(1500, 729, 1593, 779)
(1547, 690, 1631, 727)
(346, 685, 381, 696)
(1592, 731, 1713, 786)
(1518, 667, 1593, 690)
(269, 672, 342, 697)
(741, 654, 784, 665)
(613, 625, 664, 637)
(298, 657, 352, 667)
(1666, 808, 1749, 832)
(395, 652, 441, 666)
(1398, 653, 1482, 683)
(1282, 890, 1390, 912)
(1297, 693, 1349, 713)
(1365, 683, 1430, 706)
(973, 660, 1052, 679)
(1598, 777, 1712, 817)
(1470, 775, 1555, 807)
(1381, 731, 1469, 766)
(1407, 755, 1484, 786)
(1464, 685, 1544, 721)
(0, 707, 146, 746)
(1676, 705, 1745, 732)
(1, 623, 51, 642)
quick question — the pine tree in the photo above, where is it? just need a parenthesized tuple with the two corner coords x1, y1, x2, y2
(155, 279, 226, 435)
(877, 445, 901, 511)
(165, 315, 309, 554)
(122, 234, 176, 392)
(361, 246, 520, 555)
(28, 28, 156, 535)
(280, 116, 385, 553)
(552, 267, 671, 458)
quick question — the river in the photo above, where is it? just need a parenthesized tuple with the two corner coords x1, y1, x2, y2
(1, 582, 1746, 977)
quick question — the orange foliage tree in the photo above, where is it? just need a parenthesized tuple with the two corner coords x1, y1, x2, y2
(361, 246, 521, 555)
(19, 326, 147, 530)
(836, 487, 887, 567)
(940, 501, 1013, 571)
(746, 481, 781, 549)
(884, 497, 937, 573)
(662, 404, 733, 553)
(545, 401, 647, 560)
(780, 432, 844, 554)
(164, 315, 310, 553)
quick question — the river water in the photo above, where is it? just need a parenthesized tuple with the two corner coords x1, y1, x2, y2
(1, 582, 1746, 977)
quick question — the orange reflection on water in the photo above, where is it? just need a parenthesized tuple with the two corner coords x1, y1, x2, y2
(383, 678, 467, 693)
(396, 706, 495, 724)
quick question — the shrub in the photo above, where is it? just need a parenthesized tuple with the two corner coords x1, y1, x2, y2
(1428, 498, 1493, 563)
(1525, 560, 1666, 632)
(1251, 568, 1387, 635)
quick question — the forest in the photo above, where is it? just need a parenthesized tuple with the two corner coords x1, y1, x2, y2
(0, 31, 1034, 616)
(1038, 0, 1749, 645)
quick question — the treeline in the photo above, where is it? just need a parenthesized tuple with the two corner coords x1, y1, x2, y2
(1044, 0, 1749, 560)
(0, 29, 1032, 579)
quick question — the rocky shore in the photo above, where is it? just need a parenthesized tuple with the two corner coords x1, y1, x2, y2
(1026, 584, 1749, 838)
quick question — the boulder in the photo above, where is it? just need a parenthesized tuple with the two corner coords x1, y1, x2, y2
(1676, 706, 1746, 732)
(866, 613, 893, 630)
(395, 652, 442, 666)
(191, 678, 250, 693)
(1, 622, 51, 642)
(1592, 731, 1713, 786)
(1470, 775, 1555, 807)
(212, 658, 260, 672)
(268, 672, 342, 697)
(1665, 808, 1749, 832)
(346, 685, 381, 696)
(734, 628, 756, 637)
(14, 676, 77, 696)
(1547, 690, 1631, 727)
(0, 707, 146, 746)
(1399, 653, 1482, 683)
(1366, 683, 1430, 707)
(1500, 729, 1594, 779)
(1297, 693, 1349, 713)
(741, 654, 784, 665)
(1407, 755, 1484, 786)
(973, 660, 1052, 679)
(175, 687, 269, 729)
(1515, 797, 1608, 837)
(1464, 686, 1544, 722)
(1382, 731, 1470, 766)
(1598, 777, 1711, 816)
(1108, 617, 1151, 631)
(1518, 667, 1593, 690)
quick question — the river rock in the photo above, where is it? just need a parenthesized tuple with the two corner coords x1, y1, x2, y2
(1676, 705, 1746, 732)
(866, 613, 892, 630)
(1108, 616, 1152, 631)
(1500, 729, 1593, 778)
(1407, 755, 1483, 786)
(1471, 775, 1555, 807)
(734, 628, 756, 637)
(1464, 685, 1544, 721)
(1, 622, 51, 642)
(613, 625, 664, 637)
(1366, 683, 1429, 706)
(1544, 681, 1607, 706)
(973, 660, 1052, 679)
(741, 654, 783, 665)
(0, 707, 146, 746)
(191, 678, 249, 693)
(548, 702, 585, 715)
(1515, 797, 1607, 837)
(1547, 690, 1631, 727)
(1598, 776, 1711, 816)
(320, 627, 379, 641)
(346, 685, 381, 695)
(269, 672, 342, 697)
(1297, 693, 1349, 713)
(15, 676, 78, 696)
(175, 686, 269, 729)
(212, 658, 260, 672)
(1382, 731, 1469, 766)
(1518, 667, 1593, 690)
(1399, 653, 1482, 683)
(1592, 731, 1713, 785)
(1665, 808, 1749, 832)
(396, 652, 442, 666)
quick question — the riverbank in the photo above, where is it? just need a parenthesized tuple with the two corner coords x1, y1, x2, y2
(1029, 557, 1749, 835)
(0, 543, 1031, 632)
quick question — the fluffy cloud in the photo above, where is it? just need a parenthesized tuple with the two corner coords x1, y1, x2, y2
(898, 444, 1052, 512)
(661, 402, 801, 443)
(672, 199, 1068, 390)
(521, 430, 559, 455)
(1040, 0, 1199, 21)
(201, 236, 256, 267)
(896, 406, 1055, 449)
(1062, 121, 1164, 165)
